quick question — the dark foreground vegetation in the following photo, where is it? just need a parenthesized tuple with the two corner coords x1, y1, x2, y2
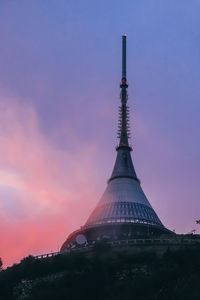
(0, 245, 200, 300)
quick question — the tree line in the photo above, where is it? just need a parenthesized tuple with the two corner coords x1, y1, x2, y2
(0, 245, 200, 300)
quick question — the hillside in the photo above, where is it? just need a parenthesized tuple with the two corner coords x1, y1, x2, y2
(0, 245, 200, 300)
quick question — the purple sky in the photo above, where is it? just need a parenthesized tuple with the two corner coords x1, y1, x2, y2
(0, 0, 200, 266)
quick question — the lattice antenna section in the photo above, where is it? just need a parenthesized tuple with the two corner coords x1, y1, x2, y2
(117, 104, 131, 139)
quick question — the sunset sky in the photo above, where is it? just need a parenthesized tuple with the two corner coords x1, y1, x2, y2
(0, 0, 200, 267)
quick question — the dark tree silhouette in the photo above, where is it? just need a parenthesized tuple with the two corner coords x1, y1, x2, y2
(0, 248, 200, 300)
(0, 258, 2, 271)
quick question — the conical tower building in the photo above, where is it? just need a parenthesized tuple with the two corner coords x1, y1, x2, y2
(61, 36, 172, 252)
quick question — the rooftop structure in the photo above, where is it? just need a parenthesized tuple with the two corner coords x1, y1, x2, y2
(61, 36, 172, 252)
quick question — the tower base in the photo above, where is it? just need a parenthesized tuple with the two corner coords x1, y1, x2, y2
(60, 223, 173, 252)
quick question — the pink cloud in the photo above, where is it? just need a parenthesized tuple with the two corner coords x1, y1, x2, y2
(0, 99, 100, 267)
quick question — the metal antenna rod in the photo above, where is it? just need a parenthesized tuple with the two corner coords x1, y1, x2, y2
(122, 34, 127, 80)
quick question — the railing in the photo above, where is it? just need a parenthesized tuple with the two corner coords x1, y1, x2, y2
(34, 237, 200, 259)
(108, 238, 200, 246)
(34, 252, 60, 259)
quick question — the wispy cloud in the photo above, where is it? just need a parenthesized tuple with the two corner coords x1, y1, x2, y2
(0, 98, 100, 267)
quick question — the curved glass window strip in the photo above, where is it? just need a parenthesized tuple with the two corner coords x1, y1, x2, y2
(86, 201, 163, 227)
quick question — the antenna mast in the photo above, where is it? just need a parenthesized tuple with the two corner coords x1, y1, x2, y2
(117, 34, 131, 148)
